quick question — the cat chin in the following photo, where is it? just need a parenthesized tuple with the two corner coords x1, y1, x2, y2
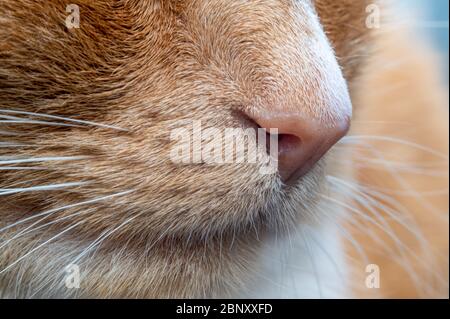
(233, 162, 328, 235)
(200, 162, 326, 234)
(0, 161, 329, 298)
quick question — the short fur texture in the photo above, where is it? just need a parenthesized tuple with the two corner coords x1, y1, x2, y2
(0, 0, 447, 298)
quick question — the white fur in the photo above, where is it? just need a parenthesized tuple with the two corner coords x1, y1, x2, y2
(240, 217, 349, 298)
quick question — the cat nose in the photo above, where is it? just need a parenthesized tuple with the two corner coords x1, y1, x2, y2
(250, 110, 351, 184)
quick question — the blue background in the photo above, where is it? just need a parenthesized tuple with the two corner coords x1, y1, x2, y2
(402, 0, 449, 81)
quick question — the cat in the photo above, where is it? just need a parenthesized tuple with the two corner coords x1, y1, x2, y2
(0, 0, 448, 298)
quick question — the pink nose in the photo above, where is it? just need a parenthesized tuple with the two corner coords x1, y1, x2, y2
(239, 12, 352, 184)
(251, 111, 350, 184)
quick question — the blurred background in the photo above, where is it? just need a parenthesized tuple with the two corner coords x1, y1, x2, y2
(399, 0, 449, 82)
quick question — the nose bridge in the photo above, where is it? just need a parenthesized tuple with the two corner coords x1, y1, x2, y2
(295, 40, 352, 125)
(251, 32, 353, 139)
(267, 8, 353, 125)
(243, 28, 352, 183)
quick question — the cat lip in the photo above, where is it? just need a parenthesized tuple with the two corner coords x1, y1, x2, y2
(282, 157, 319, 186)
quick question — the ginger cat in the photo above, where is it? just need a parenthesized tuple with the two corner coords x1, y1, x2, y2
(0, 0, 448, 298)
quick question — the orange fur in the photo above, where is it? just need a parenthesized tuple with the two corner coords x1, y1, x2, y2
(348, 27, 449, 298)
(0, 0, 447, 298)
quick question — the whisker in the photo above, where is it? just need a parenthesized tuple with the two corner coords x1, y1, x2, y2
(346, 141, 449, 220)
(0, 208, 93, 250)
(0, 190, 134, 234)
(0, 221, 85, 276)
(322, 191, 424, 263)
(342, 156, 448, 170)
(328, 176, 427, 239)
(0, 120, 81, 128)
(0, 156, 88, 166)
(329, 152, 449, 177)
(0, 109, 128, 132)
(325, 178, 448, 291)
(351, 120, 414, 126)
(321, 193, 432, 292)
(315, 203, 372, 267)
(304, 225, 344, 280)
(341, 210, 400, 257)
(341, 135, 449, 160)
(69, 210, 145, 266)
(0, 167, 45, 171)
(299, 228, 323, 298)
(321, 194, 404, 250)
(333, 220, 370, 267)
(0, 182, 89, 196)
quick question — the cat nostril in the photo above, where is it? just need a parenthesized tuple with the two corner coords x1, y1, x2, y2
(277, 134, 302, 154)
(250, 112, 350, 185)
